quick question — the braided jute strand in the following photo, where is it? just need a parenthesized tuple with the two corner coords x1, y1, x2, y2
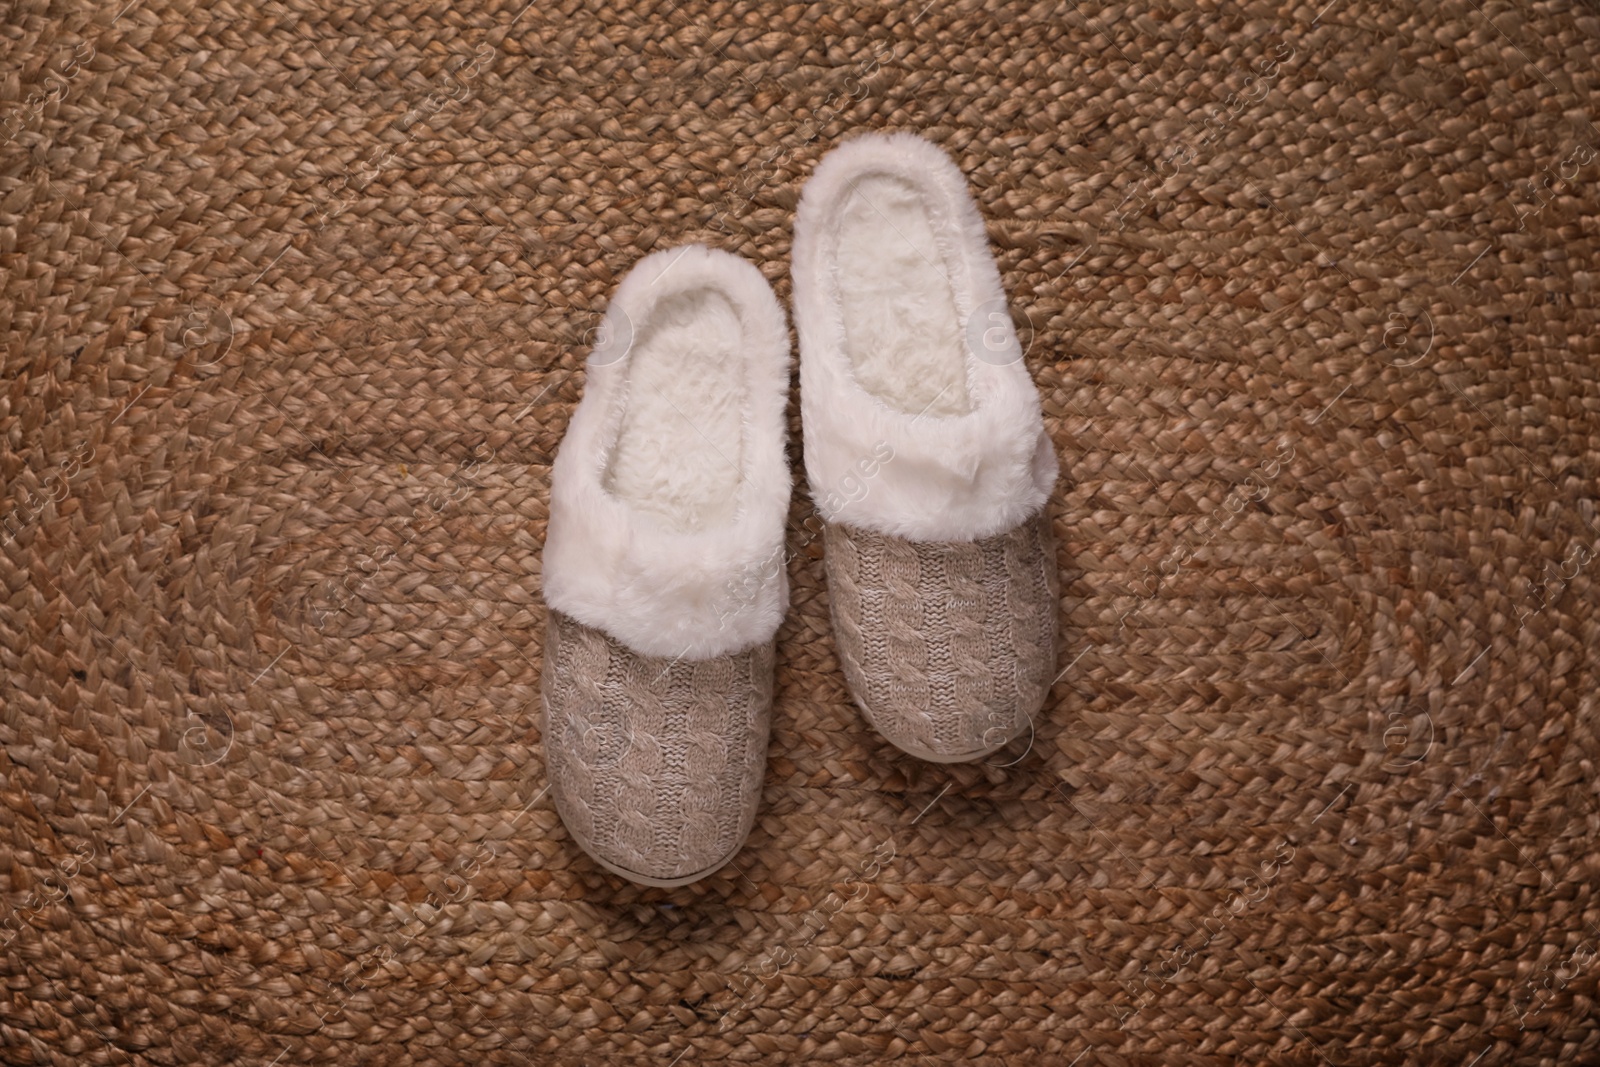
(3, 0, 1599, 1063)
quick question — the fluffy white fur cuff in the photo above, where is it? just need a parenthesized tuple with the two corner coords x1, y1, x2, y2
(793, 131, 1057, 543)
(541, 245, 792, 661)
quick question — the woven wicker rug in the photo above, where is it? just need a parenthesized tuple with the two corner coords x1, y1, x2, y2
(4, 0, 1599, 1063)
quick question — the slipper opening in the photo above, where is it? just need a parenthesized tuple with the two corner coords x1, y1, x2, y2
(830, 172, 973, 419)
(602, 287, 747, 532)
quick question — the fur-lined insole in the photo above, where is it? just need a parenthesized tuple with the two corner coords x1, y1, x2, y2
(833, 174, 972, 418)
(603, 288, 747, 531)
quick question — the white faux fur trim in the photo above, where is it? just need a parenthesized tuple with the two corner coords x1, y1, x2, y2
(541, 245, 792, 660)
(793, 131, 1057, 542)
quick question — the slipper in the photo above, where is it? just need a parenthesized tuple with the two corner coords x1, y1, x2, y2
(540, 244, 791, 885)
(792, 131, 1060, 763)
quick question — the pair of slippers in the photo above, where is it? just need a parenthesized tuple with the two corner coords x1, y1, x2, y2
(540, 132, 1059, 886)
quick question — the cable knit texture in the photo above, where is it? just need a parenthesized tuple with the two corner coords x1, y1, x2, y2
(541, 610, 773, 884)
(825, 510, 1058, 762)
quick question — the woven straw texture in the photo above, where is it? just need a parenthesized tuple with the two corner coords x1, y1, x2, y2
(825, 511, 1058, 761)
(3, 0, 1600, 1064)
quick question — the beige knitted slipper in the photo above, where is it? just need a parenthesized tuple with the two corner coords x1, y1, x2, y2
(793, 132, 1060, 763)
(540, 610, 775, 885)
(540, 245, 791, 885)
(823, 513, 1059, 762)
